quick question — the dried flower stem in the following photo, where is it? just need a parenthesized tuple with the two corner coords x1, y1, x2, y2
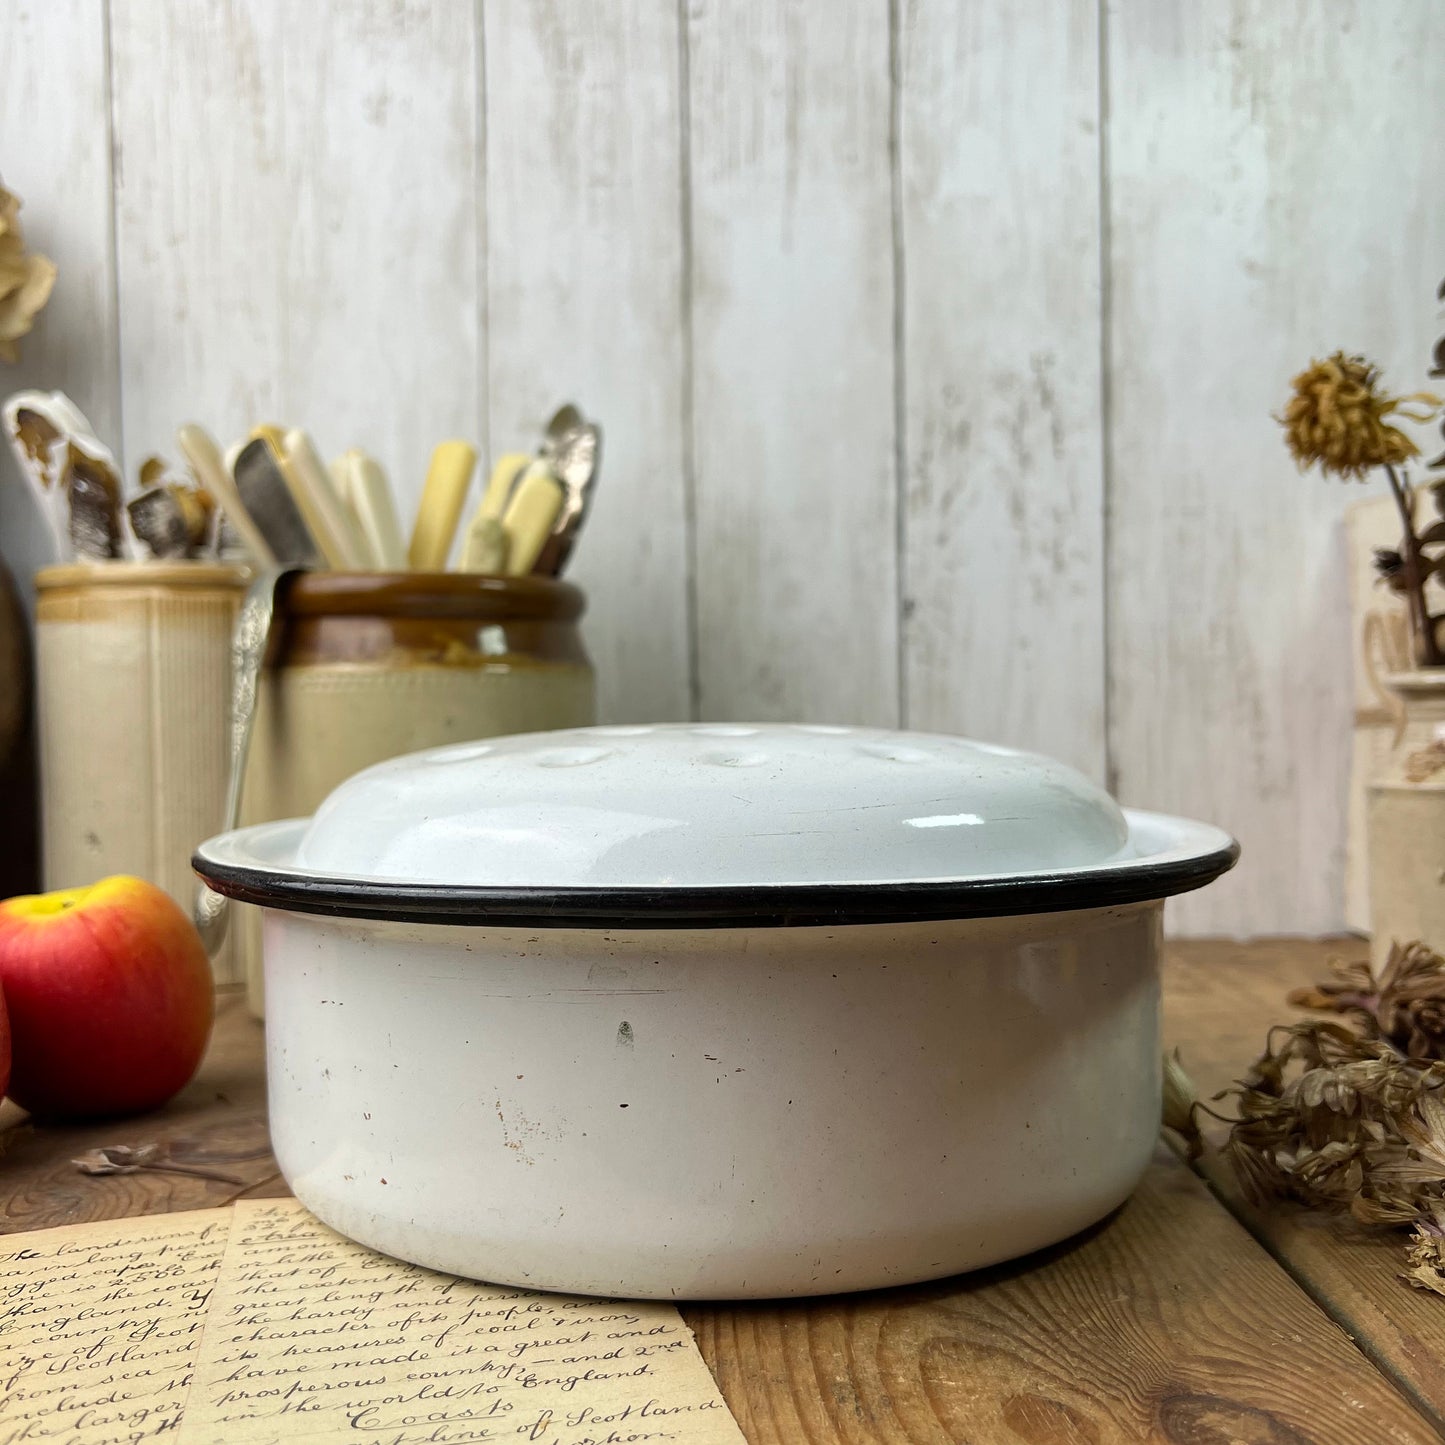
(1384, 463, 1444, 666)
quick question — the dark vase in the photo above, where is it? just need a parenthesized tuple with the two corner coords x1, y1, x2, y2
(0, 554, 39, 897)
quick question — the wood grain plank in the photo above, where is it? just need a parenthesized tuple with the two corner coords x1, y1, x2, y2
(109, 0, 481, 517)
(1165, 937, 1445, 1434)
(897, 0, 1106, 780)
(686, 3, 898, 725)
(484, 1, 690, 723)
(0, 0, 119, 605)
(0, 995, 282, 1234)
(1105, 1, 1445, 935)
(686, 1143, 1437, 1444)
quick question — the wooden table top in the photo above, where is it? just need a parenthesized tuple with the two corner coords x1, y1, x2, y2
(2, 937, 1441, 1443)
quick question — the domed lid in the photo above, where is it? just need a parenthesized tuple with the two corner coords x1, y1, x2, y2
(293, 724, 1129, 887)
(195, 724, 1237, 926)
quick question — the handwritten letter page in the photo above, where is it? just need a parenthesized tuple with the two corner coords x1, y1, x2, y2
(0, 1209, 228, 1444)
(181, 1199, 745, 1445)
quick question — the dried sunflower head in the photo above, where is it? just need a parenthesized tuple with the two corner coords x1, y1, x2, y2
(1278, 352, 1440, 478)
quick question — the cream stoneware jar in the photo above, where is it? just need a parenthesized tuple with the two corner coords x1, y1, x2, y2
(194, 723, 1237, 1300)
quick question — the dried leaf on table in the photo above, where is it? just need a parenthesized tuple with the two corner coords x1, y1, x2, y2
(73, 1143, 164, 1175)
(72, 1141, 247, 1186)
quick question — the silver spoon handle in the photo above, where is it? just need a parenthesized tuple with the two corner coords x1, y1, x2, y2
(194, 567, 294, 957)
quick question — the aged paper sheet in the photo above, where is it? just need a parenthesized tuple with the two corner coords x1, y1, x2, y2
(185, 1198, 745, 1445)
(0, 1208, 229, 1445)
(1, 1198, 744, 1445)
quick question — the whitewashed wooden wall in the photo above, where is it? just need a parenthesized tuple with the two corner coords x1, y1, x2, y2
(3, 0, 1443, 936)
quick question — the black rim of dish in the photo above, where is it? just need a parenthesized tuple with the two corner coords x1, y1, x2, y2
(192, 837, 1239, 930)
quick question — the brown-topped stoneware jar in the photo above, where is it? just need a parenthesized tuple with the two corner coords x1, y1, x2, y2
(237, 570, 595, 1009)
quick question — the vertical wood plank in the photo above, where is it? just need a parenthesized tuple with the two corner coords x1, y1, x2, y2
(1106, 0, 1445, 935)
(485, 2, 690, 723)
(109, 0, 481, 522)
(686, 3, 899, 725)
(0, 0, 118, 606)
(898, 1, 1106, 780)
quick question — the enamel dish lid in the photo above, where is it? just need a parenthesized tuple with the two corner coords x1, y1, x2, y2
(194, 724, 1237, 927)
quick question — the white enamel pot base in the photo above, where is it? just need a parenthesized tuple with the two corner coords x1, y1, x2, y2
(261, 903, 1162, 1300)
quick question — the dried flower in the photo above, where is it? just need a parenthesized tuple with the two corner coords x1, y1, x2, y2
(1404, 1207, 1445, 1295)
(1374, 547, 1407, 588)
(1216, 1019, 1445, 1223)
(0, 182, 56, 364)
(1278, 352, 1440, 479)
(1192, 942, 1445, 1294)
(1290, 941, 1445, 1060)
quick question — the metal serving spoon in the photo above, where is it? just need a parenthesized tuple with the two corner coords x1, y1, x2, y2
(532, 421, 601, 577)
(540, 404, 583, 459)
(193, 567, 296, 957)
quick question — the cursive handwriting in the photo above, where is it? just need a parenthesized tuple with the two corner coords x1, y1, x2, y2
(178, 1200, 743, 1445)
(0, 1210, 229, 1445)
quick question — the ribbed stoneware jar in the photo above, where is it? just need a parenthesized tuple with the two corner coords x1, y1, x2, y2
(37, 561, 249, 982)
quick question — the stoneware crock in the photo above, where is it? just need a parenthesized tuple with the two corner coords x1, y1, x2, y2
(193, 723, 1237, 1300)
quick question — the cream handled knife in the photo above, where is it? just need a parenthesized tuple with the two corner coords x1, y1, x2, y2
(176, 423, 277, 566)
(280, 427, 368, 569)
(326, 451, 375, 566)
(337, 449, 405, 570)
(231, 429, 322, 568)
(459, 514, 509, 574)
(476, 451, 532, 522)
(501, 461, 566, 576)
(408, 440, 478, 570)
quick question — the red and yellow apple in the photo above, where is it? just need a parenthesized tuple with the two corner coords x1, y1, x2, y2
(0, 876, 213, 1119)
